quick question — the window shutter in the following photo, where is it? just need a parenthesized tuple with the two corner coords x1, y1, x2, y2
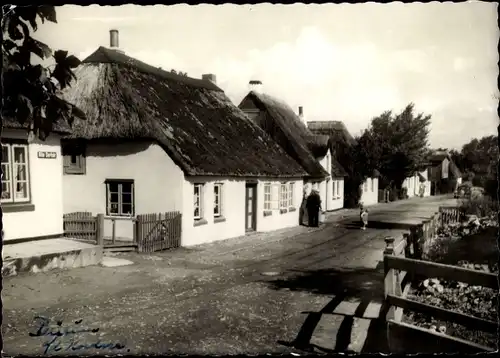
(272, 183, 279, 210)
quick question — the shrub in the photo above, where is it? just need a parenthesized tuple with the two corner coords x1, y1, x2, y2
(458, 196, 498, 218)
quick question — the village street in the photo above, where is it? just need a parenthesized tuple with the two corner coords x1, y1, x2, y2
(2, 195, 458, 356)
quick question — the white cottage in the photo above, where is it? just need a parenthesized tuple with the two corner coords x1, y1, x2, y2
(359, 170, 380, 206)
(1, 121, 70, 243)
(59, 34, 308, 247)
(238, 85, 347, 220)
(403, 169, 431, 198)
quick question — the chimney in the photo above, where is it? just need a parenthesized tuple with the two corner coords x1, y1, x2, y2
(109, 29, 124, 54)
(202, 74, 217, 84)
(298, 106, 306, 123)
(249, 80, 263, 93)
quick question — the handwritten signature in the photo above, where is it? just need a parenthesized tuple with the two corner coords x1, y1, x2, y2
(29, 316, 128, 354)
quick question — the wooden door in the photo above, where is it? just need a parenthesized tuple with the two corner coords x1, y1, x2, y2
(245, 184, 257, 232)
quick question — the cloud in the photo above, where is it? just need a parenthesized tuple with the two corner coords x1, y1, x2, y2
(67, 23, 495, 149)
(204, 26, 415, 132)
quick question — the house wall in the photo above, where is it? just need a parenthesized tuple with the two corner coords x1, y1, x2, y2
(181, 177, 303, 247)
(330, 178, 345, 211)
(403, 169, 431, 198)
(2, 130, 64, 241)
(313, 149, 344, 211)
(63, 141, 184, 241)
(360, 177, 379, 206)
(442, 158, 450, 179)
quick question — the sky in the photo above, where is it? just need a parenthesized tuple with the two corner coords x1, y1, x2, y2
(33, 2, 499, 150)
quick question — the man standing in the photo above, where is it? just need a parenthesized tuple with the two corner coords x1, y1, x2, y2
(306, 190, 321, 227)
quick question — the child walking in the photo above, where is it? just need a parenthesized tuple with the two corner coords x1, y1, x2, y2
(360, 204, 369, 230)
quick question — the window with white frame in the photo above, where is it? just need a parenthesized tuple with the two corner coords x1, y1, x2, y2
(264, 183, 272, 210)
(280, 183, 288, 209)
(194, 183, 204, 220)
(106, 179, 134, 216)
(332, 180, 337, 199)
(214, 183, 223, 217)
(371, 178, 375, 192)
(288, 182, 294, 207)
(1, 142, 30, 203)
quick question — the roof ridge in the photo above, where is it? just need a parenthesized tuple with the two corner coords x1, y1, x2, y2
(83, 46, 223, 92)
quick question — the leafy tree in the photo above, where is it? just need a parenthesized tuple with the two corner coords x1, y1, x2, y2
(356, 103, 431, 190)
(1, 5, 85, 141)
(455, 135, 498, 197)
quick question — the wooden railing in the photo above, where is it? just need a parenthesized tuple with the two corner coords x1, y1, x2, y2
(383, 236, 498, 353)
(402, 211, 440, 260)
(102, 214, 136, 246)
(439, 206, 465, 226)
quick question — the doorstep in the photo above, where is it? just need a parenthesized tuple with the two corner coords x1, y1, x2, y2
(2, 238, 103, 277)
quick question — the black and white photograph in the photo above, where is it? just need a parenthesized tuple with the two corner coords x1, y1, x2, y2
(1, 2, 498, 355)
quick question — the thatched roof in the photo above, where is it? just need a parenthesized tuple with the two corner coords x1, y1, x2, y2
(60, 47, 307, 178)
(2, 115, 72, 135)
(307, 121, 357, 147)
(238, 91, 334, 180)
(306, 134, 330, 158)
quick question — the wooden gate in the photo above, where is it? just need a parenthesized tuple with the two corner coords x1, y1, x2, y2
(63, 212, 98, 244)
(136, 212, 182, 252)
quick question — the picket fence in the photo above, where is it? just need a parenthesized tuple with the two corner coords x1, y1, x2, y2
(63, 211, 182, 252)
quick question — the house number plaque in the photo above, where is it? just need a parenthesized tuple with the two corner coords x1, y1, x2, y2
(37, 151, 57, 159)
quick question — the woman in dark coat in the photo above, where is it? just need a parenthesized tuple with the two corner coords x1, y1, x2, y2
(306, 190, 321, 227)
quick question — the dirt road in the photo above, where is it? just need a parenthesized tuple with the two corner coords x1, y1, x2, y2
(2, 195, 458, 355)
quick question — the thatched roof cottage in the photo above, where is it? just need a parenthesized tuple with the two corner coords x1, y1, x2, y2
(239, 84, 347, 212)
(307, 120, 381, 207)
(60, 31, 309, 247)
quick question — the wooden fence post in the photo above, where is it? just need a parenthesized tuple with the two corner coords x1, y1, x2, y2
(136, 214, 143, 252)
(403, 233, 411, 257)
(96, 214, 104, 246)
(133, 219, 138, 245)
(415, 224, 424, 259)
(111, 218, 116, 244)
(384, 236, 395, 256)
(384, 236, 397, 321)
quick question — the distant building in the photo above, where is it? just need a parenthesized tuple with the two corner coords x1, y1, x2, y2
(426, 151, 462, 195)
(239, 85, 347, 219)
(307, 121, 380, 207)
(403, 169, 431, 198)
